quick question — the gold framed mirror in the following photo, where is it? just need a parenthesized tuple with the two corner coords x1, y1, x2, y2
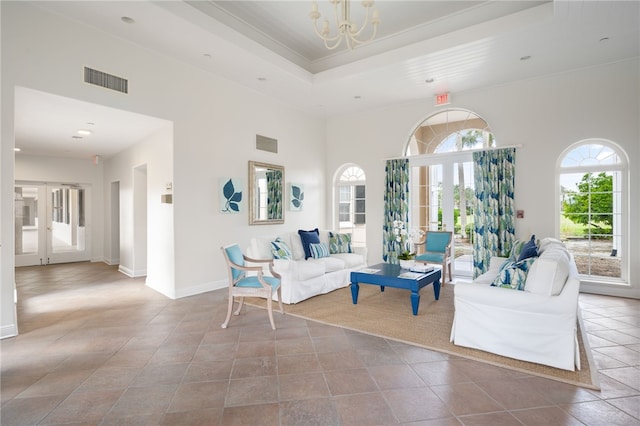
(249, 161, 285, 225)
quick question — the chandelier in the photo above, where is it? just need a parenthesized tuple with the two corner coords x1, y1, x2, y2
(309, 0, 380, 50)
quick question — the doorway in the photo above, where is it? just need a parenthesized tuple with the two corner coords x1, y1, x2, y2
(410, 155, 474, 278)
(15, 182, 91, 266)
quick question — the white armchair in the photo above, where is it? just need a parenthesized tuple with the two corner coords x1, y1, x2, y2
(450, 239, 581, 371)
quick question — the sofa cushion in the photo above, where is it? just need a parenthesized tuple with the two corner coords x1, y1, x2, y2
(310, 242, 330, 259)
(329, 232, 353, 254)
(538, 237, 565, 255)
(292, 261, 326, 281)
(491, 257, 537, 290)
(298, 228, 320, 259)
(525, 248, 571, 296)
(284, 233, 305, 260)
(309, 256, 345, 273)
(331, 252, 364, 268)
(271, 238, 292, 259)
(517, 235, 538, 262)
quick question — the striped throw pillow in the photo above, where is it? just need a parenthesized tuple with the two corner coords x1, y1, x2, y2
(309, 242, 330, 259)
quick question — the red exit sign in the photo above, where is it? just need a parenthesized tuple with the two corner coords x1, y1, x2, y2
(435, 93, 450, 106)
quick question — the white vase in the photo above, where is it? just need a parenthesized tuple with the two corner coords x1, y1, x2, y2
(399, 259, 415, 269)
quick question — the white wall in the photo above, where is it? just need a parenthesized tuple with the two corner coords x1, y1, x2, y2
(103, 126, 174, 296)
(1, 1, 327, 336)
(14, 155, 105, 262)
(326, 59, 640, 299)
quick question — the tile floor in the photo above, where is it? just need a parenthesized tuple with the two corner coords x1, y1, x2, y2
(1, 262, 639, 425)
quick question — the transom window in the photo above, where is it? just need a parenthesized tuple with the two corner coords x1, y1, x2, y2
(558, 141, 627, 282)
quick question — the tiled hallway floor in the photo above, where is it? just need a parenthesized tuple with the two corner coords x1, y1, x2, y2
(2, 262, 639, 425)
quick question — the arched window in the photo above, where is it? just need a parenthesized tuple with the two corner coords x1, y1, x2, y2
(335, 165, 366, 247)
(558, 140, 628, 282)
(407, 109, 494, 156)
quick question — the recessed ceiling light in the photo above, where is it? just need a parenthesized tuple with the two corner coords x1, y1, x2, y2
(520, 55, 532, 61)
(599, 37, 610, 43)
(77, 129, 92, 136)
(121, 16, 136, 24)
(14, 147, 21, 152)
(425, 78, 434, 83)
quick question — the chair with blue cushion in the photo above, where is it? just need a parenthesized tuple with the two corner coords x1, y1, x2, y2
(415, 231, 453, 284)
(221, 244, 284, 330)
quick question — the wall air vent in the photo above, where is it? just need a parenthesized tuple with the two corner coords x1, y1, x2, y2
(83, 67, 128, 94)
(256, 134, 278, 153)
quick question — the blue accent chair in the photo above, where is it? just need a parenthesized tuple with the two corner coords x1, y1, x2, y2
(414, 231, 453, 284)
(221, 244, 284, 330)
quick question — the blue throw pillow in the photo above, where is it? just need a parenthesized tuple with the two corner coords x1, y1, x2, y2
(309, 242, 330, 259)
(270, 238, 292, 260)
(298, 228, 320, 259)
(517, 234, 538, 262)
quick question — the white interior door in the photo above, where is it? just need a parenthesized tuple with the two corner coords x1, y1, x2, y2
(15, 182, 91, 266)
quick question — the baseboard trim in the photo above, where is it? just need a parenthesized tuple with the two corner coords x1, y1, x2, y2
(177, 280, 227, 299)
(0, 324, 18, 340)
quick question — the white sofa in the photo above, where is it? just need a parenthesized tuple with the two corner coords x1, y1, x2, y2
(450, 238, 581, 371)
(246, 229, 367, 304)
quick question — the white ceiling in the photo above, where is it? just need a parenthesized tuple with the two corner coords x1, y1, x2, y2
(14, 0, 640, 159)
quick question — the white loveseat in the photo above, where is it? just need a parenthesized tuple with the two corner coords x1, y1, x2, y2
(450, 238, 581, 371)
(246, 229, 367, 304)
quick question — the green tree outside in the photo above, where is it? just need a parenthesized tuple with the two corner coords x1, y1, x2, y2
(562, 172, 613, 235)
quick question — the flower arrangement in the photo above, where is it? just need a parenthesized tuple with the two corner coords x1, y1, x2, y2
(393, 220, 425, 260)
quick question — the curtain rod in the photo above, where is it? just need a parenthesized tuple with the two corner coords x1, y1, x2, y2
(385, 144, 523, 161)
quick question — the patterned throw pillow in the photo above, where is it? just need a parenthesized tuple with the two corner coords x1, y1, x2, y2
(328, 232, 352, 254)
(270, 238, 292, 260)
(309, 242, 330, 259)
(491, 257, 537, 290)
(508, 240, 524, 261)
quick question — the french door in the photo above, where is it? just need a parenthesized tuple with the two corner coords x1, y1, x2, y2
(15, 182, 91, 266)
(410, 152, 475, 278)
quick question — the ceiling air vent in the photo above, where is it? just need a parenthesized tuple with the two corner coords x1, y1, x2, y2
(256, 134, 277, 153)
(83, 67, 128, 94)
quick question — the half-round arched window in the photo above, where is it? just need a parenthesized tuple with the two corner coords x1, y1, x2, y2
(406, 109, 495, 155)
(557, 140, 628, 282)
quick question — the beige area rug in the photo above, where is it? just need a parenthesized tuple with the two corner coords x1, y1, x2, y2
(246, 283, 600, 390)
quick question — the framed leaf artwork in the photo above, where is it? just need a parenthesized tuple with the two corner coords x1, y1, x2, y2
(289, 183, 304, 211)
(220, 178, 242, 214)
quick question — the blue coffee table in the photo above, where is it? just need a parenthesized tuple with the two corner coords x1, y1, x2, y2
(350, 263, 441, 315)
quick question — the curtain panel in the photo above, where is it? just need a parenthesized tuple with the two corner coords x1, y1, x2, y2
(472, 148, 516, 277)
(383, 158, 410, 263)
(266, 170, 282, 220)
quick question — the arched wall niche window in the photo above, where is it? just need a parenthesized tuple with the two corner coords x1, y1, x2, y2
(557, 140, 628, 284)
(334, 164, 366, 248)
(405, 108, 495, 278)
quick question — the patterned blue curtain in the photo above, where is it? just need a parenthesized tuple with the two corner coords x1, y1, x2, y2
(266, 170, 282, 219)
(383, 158, 409, 263)
(472, 148, 516, 277)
